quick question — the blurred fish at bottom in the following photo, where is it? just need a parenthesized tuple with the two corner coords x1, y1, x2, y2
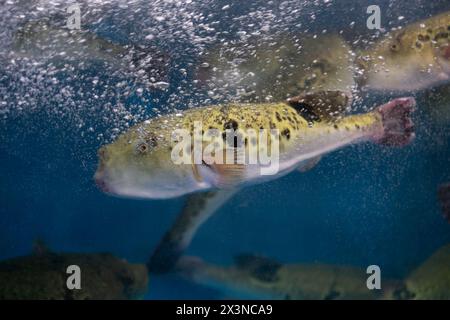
(0, 241, 148, 300)
(174, 244, 450, 300)
(399, 244, 450, 300)
(174, 254, 398, 300)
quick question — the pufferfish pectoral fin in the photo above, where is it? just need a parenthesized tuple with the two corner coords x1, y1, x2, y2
(148, 188, 238, 274)
(208, 163, 245, 188)
(287, 90, 352, 122)
(297, 156, 322, 173)
(203, 147, 246, 188)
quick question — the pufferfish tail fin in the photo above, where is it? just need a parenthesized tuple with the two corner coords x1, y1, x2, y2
(148, 189, 238, 274)
(372, 97, 416, 147)
(438, 183, 450, 223)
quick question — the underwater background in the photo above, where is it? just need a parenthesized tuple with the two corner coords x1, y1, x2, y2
(0, 0, 450, 299)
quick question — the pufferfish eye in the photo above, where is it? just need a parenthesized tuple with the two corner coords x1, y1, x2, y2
(390, 42, 400, 52)
(136, 142, 149, 154)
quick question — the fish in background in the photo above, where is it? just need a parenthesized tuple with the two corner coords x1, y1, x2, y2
(9, 18, 169, 89)
(356, 11, 450, 92)
(174, 254, 399, 300)
(197, 11, 450, 94)
(195, 34, 356, 102)
(0, 240, 148, 300)
(438, 183, 450, 223)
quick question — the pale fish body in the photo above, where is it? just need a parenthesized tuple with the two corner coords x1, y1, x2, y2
(357, 11, 450, 91)
(95, 93, 415, 199)
(196, 34, 356, 102)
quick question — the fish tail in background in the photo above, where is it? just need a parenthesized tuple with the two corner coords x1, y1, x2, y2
(372, 97, 416, 147)
(438, 183, 450, 223)
(148, 189, 238, 274)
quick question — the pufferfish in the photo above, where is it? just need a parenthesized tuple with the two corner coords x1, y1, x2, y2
(357, 10, 450, 91)
(94, 92, 416, 273)
(95, 93, 415, 199)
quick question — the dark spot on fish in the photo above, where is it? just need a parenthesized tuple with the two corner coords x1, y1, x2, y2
(145, 135, 158, 148)
(448, 26, 450, 32)
(269, 121, 276, 129)
(355, 124, 360, 130)
(435, 32, 449, 41)
(224, 119, 238, 131)
(244, 138, 248, 146)
(415, 41, 423, 49)
(281, 128, 291, 140)
(418, 34, 430, 42)
(137, 143, 148, 154)
(390, 43, 399, 52)
(324, 290, 341, 300)
(427, 28, 433, 34)
(275, 112, 282, 122)
(345, 126, 350, 131)
(334, 124, 339, 130)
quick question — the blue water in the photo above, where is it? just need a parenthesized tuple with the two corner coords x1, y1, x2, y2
(1, 0, 450, 299)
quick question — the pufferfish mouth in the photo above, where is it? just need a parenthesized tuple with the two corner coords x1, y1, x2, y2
(94, 170, 114, 194)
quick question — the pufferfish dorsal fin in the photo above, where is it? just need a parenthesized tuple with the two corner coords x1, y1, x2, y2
(287, 90, 352, 123)
(233, 254, 282, 282)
